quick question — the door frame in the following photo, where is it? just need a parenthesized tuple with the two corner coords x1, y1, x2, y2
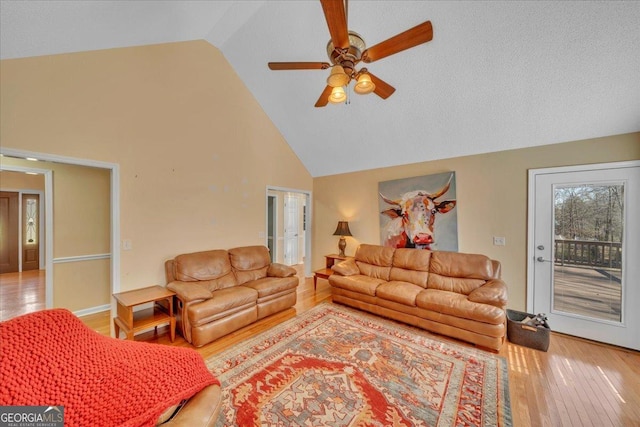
(267, 192, 278, 263)
(526, 160, 640, 313)
(266, 186, 312, 277)
(0, 148, 120, 311)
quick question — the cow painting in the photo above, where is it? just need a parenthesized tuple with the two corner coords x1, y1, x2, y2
(379, 173, 457, 250)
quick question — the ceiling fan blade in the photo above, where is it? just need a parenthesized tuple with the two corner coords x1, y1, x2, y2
(268, 62, 330, 70)
(320, 0, 349, 49)
(363, 21, 433, 63)
(315, 85, 333, 108)
(368, 72, 396, 99)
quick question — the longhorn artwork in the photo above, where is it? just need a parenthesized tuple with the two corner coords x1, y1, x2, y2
(379, 172, 458, 251)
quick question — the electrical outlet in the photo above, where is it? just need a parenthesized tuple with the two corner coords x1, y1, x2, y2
(493, 236, 506, 246)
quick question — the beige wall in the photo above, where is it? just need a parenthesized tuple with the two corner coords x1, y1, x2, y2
(313, 133, 640, 311)
(0, 157, 111, 311)
(0, 40, 313, 299)
(0, 170, 45, 190)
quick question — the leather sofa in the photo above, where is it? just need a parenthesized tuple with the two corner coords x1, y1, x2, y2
(165, 245, 298, 347)
(329, 244, 508, 351)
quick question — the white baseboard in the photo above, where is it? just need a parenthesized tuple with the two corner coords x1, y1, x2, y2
(74, 304, 110, 317)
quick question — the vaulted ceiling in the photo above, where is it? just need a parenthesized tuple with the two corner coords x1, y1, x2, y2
(2, 1, 639, 177)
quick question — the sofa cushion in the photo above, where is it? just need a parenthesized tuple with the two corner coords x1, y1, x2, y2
(188, 287, 258, 326)
(416, 289, 505, 325)
(355, 244, 394, 280)
(376, 281, 424, 306)
(242, 276, 298, 298)
(329, 274, 384, 297)
(429, 251, 497, 280)
(390, 248, 431, 288)
(427, 251, 498, 295)
(229, 246, 271, 285)
(174, 250, 234, 283)
(427, 275, 487, 295)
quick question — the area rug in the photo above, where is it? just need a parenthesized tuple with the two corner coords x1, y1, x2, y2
(206, 303, 512, 426)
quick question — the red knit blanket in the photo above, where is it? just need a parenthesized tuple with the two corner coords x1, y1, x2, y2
(0, 309, 219, 427)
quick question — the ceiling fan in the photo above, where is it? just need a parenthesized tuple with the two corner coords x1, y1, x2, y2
(267, 0, 433, 107)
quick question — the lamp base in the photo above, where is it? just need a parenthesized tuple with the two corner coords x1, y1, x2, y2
(338, 237, 347, 257)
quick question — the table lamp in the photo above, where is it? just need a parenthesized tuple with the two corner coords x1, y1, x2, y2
(333, 221, 353, 257)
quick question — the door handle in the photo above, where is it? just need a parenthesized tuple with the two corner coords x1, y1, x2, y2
(536, 257, 552, 263)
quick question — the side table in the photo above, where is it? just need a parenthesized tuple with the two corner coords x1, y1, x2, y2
(313, 254, 351, 290)
(113, 285, 176, 342)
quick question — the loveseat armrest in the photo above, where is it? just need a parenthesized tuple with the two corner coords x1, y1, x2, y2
(167, 281, 213, 303)
(331, 258, 360, 276)
(468, 279, 508, 308)
(267, 263, 297, 278)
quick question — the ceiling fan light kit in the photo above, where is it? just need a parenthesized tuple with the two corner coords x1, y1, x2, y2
(354, 73, 375, 95)
(268, 0, 433, 107)
(328, 86, 347, 104)
(327, 65, 350, 87)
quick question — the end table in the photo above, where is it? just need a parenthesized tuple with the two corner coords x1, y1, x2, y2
(313, 254, 351, 290)
(113, 285, 176, 342)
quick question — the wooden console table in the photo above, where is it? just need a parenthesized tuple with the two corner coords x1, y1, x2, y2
(313, 254, 351, 290)
(113, 285, 176, 342)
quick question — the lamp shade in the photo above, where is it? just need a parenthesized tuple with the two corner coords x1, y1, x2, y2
(354, 73, 376, 94)
(328, 86, 347, 104)
(333, 221, 353, 237)
(327, 65, 350, 87)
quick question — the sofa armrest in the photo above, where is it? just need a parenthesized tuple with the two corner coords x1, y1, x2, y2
(267, 263, 297, 278)
(331, 258, 360, 276)
(167, 281, 212, 303)
(468, 279, 508, 308)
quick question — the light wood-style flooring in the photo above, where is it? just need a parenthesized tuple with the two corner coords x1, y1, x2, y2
(4, 271, 639, 426)
(0, 270, 45, 321)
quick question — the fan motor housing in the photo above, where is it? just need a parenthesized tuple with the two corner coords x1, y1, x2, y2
(326, 31, 366, 76)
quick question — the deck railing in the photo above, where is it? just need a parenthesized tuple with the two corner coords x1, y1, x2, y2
(554, 239, 622, 269)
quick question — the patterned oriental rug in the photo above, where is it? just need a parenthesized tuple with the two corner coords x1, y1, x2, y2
(207, 303, 512, 427)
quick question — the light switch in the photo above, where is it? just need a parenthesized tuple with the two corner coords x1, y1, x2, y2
(122, 239, 132, 250)
(493, 236, 506, 246)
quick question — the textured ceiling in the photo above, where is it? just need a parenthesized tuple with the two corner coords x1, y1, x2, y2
(2, 1, 639, 177)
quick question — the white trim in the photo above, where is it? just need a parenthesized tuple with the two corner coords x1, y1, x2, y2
(53, 253, 111, 263)
(527, 159, 640, 312)
(266, 186, 313, 277)
(73, 304, 110, 318)
(0, 148, 120, 318)
(266, 192, 279, 263)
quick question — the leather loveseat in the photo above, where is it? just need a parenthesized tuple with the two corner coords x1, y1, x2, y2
(329, 244, 508, 351)
(165, 245, 298, 347)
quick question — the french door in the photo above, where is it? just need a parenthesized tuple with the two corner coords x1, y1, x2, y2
(284, 194, 300, 266)
(528, 161, 640, 350)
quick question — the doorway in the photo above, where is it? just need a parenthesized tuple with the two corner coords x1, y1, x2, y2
(0, 148, 120, 321)
(528, 161, 640, 350)
(266, 187, 312, 277)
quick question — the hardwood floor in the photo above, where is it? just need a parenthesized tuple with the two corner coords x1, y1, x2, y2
(0, 269, 45, 321)
(14, 273, 640, 426)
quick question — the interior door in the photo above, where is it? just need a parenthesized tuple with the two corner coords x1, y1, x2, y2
(284, 193, 299, 266)
(0, 191, 19, 274)
(22, 194, 39, 271)
(529, 162, 639, 350)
